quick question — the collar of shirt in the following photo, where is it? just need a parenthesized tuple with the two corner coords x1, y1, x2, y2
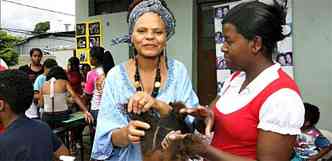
(216, 64, 281, 114)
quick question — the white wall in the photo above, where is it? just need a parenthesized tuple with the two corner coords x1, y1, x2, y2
(167, 0, 195, 81)
(75, 0, 89, 21)
(293, 0, 332, 131)
(53, 50, 75, 68)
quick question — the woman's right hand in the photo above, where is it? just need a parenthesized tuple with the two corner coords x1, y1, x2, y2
(180, 106, 214, 136)
(126, 120, 151, 144)
(83, 111, 94, 124)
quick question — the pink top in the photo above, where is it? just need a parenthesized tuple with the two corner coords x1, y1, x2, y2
(84, 69, 98, 95)
(84, 68, 105, 110)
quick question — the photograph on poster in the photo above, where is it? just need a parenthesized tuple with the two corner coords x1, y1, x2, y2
(76, 23, 86, 36)
(283, 23, 292, 37)
(215, 31, 224, 44)
(89, 36, 100, 48)
(215, 5, 229, 19)
(79, 51, 87, 62)
(77, 37, 87, 49)
(217, 81, 224, 94)
(216, 56, 227, 70)
(89, 22, 100, 35)
(276, 52, 293, 66)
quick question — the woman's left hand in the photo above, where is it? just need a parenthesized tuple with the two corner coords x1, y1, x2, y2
(128, 91, 157, 114)
(161, 130, 187, 149)
(83, 111, 94, 124)
(180, 106, 214, 136)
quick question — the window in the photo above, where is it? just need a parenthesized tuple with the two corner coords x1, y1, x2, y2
(89, 0, 132, 16)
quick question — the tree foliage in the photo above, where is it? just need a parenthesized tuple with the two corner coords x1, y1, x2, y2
(34, 21, 50, 33)
(0, 31, 22, 66)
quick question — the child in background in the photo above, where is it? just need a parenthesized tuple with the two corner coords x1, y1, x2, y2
(292, 103, 331, 161)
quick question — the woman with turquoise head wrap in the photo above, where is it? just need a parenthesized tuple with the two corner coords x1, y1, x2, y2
(91, 0, 199, 160)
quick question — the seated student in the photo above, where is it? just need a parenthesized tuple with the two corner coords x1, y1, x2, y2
(33, 58, 58, 117)
(39, 66, 93, 128)
(0, 69, 69, 161)
(292, 103, 331, 161)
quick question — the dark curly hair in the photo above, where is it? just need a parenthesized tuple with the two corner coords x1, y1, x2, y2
(43, 58, 58, 69)
(304, 102, 320, 126)
(222, 1, 286, 58)
(0, 70, 33, 114)
(103, 51, 115, 74)
(90, 46, 105, 65)
(68, 56, 80, 72)
(46, 66, 68, 81)
(29, 48, 43, 57)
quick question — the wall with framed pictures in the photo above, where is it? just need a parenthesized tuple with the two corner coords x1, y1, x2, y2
(213, 0, 294, 93)
(75, 18, 103, 65)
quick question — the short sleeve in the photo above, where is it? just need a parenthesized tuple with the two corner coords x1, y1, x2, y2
(33, 75, 43, 91)
(84, 70, 96, 95)
(91, 67, 129, 160)
(258, 88, 305, 135)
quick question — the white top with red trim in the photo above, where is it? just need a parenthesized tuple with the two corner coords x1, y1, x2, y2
(217, 63, 304, 135)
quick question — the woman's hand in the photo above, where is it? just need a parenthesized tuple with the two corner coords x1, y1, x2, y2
(126, 120, 151, 144)
(128, 91, 157, 114)
(161, 130, 187, 149)
(83, 111, 94, 124)
(180, 105, 214, 135)
(127, 91, 172, 117)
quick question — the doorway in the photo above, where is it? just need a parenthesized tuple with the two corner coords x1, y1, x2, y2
(196, 0, 237, 105)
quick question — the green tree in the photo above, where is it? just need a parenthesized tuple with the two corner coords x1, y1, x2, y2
(33, 21, 50, 33)
(0, 31, 22, 66)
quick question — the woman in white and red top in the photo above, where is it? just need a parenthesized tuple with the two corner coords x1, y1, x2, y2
(177, 1, 305, 161)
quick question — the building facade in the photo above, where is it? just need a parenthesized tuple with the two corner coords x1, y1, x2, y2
(15, 31, 75, 68)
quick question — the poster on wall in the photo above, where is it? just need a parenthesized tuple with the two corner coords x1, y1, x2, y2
(75, 20, 103, 65)
(213, 1, 241, 93)
(276, 0, 294, 78)
(213, 0, 294, 93)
